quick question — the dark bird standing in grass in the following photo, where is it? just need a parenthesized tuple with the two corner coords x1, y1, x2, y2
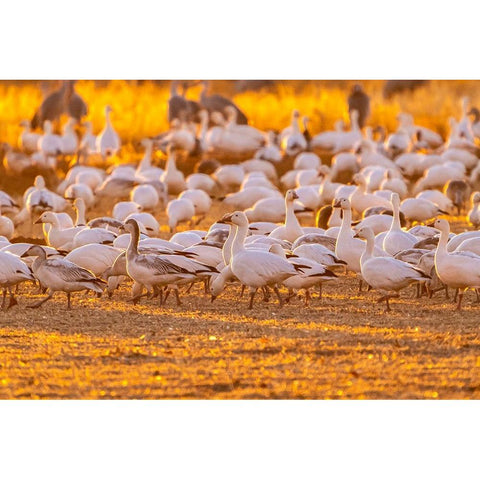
(444, 179, 470, 216)
(347, 84, 370, 129)
(168, 81, 201, 124)
(31, 80, 88, 130)
(200, 80, 248, 125)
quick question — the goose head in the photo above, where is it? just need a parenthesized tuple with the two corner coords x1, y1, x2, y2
(122, 218, 141, 236)
(285, 190, 299, 202)
(333, 197, 351, 210)
(34, 175, 46, 189)
(390, 192, 401, 209)
(353, 226, 375, 241)
(430, 218, 450, 235)
(222, 211, 249, 227)
(34, 211, 57, 225)
(105, 105, 113, 116)
(21, 245, 47, 259)
(352, 173, 366, 186)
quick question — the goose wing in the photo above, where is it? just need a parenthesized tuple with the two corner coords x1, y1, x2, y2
(44, 258, 98, 282)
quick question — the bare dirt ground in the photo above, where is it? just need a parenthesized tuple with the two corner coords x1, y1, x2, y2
(1, 197, 480, 399)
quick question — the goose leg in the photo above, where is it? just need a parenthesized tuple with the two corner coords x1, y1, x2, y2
(385, 297, 391, 312)
(8, 289, 18, 309)
(304, 289, 311, 307)
(174, 288, 182, 306)
(248, 288, 257, 309)
(444, 286, 450, 299)
(358, 279, 363, 293)
(1, 289, 6, 310)
(456, 292, 464, 311)
(262, 286, 271, 302)
(28, 292, 54, 309)
(67, 293, 72, 309)
(453, 289, 458, 304)
(475, 288, 480, 303)
(273, 286, 284, 308)
(158, 288, 164, 306)
(240, 285, 246, 298)
(185, 282, 195, 294)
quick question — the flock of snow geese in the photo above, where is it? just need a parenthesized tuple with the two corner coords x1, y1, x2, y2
(2, 81, 480, 313)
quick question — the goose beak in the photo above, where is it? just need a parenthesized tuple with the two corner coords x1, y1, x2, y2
(353, 233, 359, 239)
(210, 295, 217, 303)
(333, 200, 341, 208)
(291, 191, 299, 200)
(426, 221, 436, 228)
(219, 214, 233, 224)
(34, 217, 43, 224)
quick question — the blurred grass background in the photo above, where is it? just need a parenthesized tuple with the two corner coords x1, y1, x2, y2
(1, 80, 480, 151)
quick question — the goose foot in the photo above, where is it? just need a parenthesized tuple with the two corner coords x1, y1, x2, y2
(8, 294, 18, 309)
(185, 282, 195, 294)
(377, 294, 399, 312)
(273, 286, 284, 308)
(27, 294, 53, 309)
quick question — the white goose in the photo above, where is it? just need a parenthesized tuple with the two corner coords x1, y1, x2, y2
(432, 218, 480, 310)
(268, 244, 337, 305)
(354, 226, 429, 311)
(80, 121, 97, 153)
(334, 198, 388, 287)
(65, 244, 123, 277)
(130, 184, 159, 210)
(382, 193, 418, 255)
(60, 118, 78, 155)
(268, 190, 304, 242)
(160, 147, 186, 195)
(223, 211, 300, 308)
(0, 251, 35, 309)
(167, 198, 195, 232)
(122, 219, 214, 305)
(38, 120, 62, 156)
(468, 192, 480, 227)
(254, 131, 282, 163)
(96, 105, 121, 158)
(35, 211, 85, 250)
(23, 245, 105, 309)
(0, 204, 14, 240)
(280, 110, 307, 156)
(19, 120, 41, 153)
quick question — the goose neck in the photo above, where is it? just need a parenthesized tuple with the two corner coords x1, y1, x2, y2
(231, 223, 247, 258)
(127, 226, 140, 256)
(361, 235, 375, 263)
(285, 199, 300, 230)
(223, 225, 236, 265)
(75, 205, 86, 226)
(391, 202, 401, 230)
